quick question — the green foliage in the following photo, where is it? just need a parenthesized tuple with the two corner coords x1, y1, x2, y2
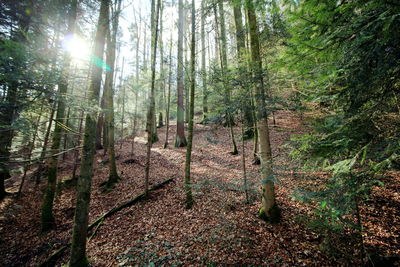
(284, 1, 400, 253)
(286, 0, 400, 172)
(0, 38, 57, 98)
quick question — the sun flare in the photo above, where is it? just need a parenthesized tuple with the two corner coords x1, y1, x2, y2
(62, 34, 91, 61)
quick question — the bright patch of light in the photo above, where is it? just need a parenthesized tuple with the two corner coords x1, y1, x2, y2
(62, 34, 90, 61)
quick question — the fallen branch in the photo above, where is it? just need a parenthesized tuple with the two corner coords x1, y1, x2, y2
(88, 218, 104, 243)
(39, 178, 174, 267)
(88, 178, 173, 232)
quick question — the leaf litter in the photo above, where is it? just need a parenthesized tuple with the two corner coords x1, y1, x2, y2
(0, 111, 399, 266)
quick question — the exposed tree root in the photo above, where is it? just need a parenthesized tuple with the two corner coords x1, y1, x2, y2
(39, 178, 174, 267)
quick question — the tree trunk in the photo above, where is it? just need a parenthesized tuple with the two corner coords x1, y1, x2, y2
(218, 0, 238, 155)
(41, 0, 77, 232)
(164, 36, 173, 149)
(158, 2, 165, 128)
(132, 12, 141, 154)
(35, 101, 57, 184)
(175, 0, 187, 147)
(184, 0, 196, 209)
(63, 79, 76, 159)
(18, 106, 43, 195)
(69, 0, 109, 265)
(241, 111, 249, 203)
(72, 107, 84, 180)
(246, 0, 280, 223)
(96, 95, 105, 150)
(201, 0, 208, 124)
(144, 0, 161, 196)
(233, 3, 254, 139)
(104, 0, 122, 187)
(213, 5, 221, 68)
(184, 1, 189, 125)
(119, 57, 126, 148)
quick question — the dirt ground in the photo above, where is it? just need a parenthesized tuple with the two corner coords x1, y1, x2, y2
(0, 111, 399, 266)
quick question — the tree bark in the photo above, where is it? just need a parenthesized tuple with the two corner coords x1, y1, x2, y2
(35, 101, 57, 184)
(96, 95, 105, 150)
(41, 0, 77, 232)
(175, 0, 187, 147)
(246, 0, 280, 223)
(233, 2, 254, 139)
(69, 0, 109, 265)
(158, 1, 165, 128)
(104, 0, 122, 187)
(218, 0, 238, 155)
(201, 0, 208, 124)
(119, 57, 126, 147)
(131, 12, 141, 154)
(63, 78, 76, 159)
(144, 0, 161, 196)
(18, 106, 43, 195)
(164, 36, 173, 149)
(184, 0, 196, 209)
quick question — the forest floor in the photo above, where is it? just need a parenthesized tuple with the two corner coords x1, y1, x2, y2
(0, 110, 399, 266)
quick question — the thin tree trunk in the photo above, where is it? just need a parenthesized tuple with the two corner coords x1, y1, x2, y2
(132, 12, 141, 155)
(164, 36, 173, 149)
(144, 0, 161, 197)
(158, 1, 165, 128)
(201, 0, 208, 124)
(233, 3, 254, 139)
(18, 106, 43, 195)
(240, 110, 249, 203)
(246, 0, 280, 223)
(218, 0, 238, 155)
(213, 5, 221, 68)
(143, 23, 147, 72)
(104, 0, 122, 187)
(35, 101, 57, 184)
(96, 94, 105, 150)
(72, 66, 91, 180)
(119, 57, 126, 148)
(41, 0, 78, 232)
(69, 0, 109, 265)
(175, 0, 187, 147)
(72, 107, 84, 180)
(184, 0, 196, 209)
(184, 1, 189, 124)
(63, 77, 76, 159)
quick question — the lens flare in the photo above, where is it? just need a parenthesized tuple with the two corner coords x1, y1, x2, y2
(62, 34, 90, 61)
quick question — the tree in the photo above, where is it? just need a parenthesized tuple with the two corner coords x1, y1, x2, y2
(285, 1, 400, 258)
(218, 0, 238, 155)
(184, 0, 196, 209)
(232, 1, 254, 139)
(144, 0, 162, 196)
(103, 0, 122, 188)
(175, 0, 187, 147)
(69, 0, 109, 265)
(164, 36, 173, 149)
(0, 0, 34, 200)
(158, 1, 165, 128)
(246, 0, 280, 223)
(200, 0, 208, 123)
(40, 0, 78, 232)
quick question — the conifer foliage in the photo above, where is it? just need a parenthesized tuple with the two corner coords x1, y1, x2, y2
(0, 0, 399, 266)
